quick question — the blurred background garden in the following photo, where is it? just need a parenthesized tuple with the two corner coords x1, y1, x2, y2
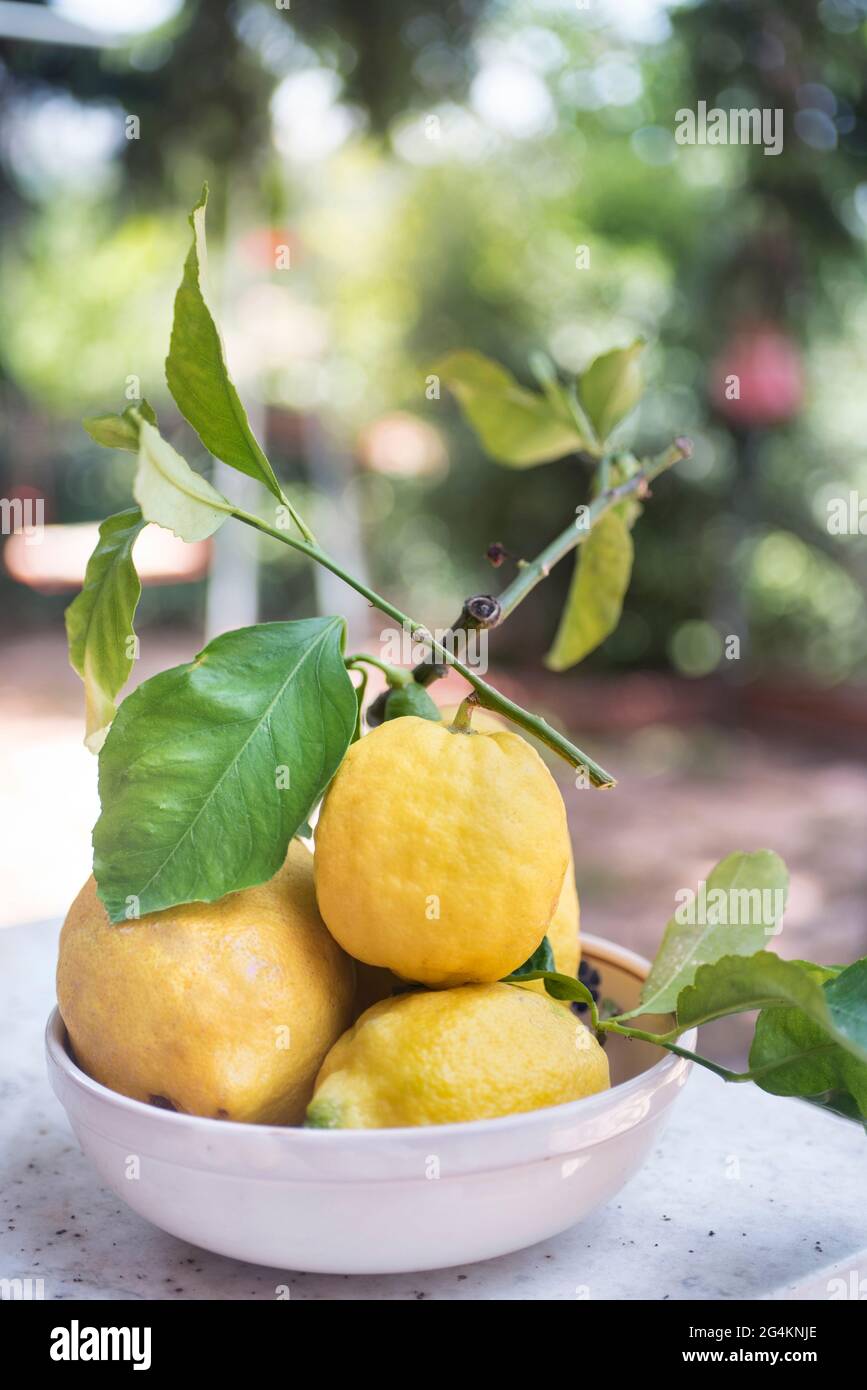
(1, 0, 866, 1051)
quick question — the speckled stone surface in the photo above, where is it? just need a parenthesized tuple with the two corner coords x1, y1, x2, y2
(2, 920, 865, 1301)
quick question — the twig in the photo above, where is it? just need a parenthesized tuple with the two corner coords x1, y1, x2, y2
(230, 507, 618, 786)
(367, 436, 691, 722)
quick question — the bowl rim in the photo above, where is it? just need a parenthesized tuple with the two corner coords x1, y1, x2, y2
(46, 932, 695, 1145)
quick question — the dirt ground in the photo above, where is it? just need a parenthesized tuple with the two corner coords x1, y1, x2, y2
(3, 631, 866, 1068)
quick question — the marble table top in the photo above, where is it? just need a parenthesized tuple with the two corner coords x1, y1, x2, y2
(2, 919, 865, 1301)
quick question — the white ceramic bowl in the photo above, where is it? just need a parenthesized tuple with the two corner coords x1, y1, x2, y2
(46, 933, 693, 1274)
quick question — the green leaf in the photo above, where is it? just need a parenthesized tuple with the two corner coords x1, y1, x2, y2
(165, 185, 284, 503)
(83, 399, 158, 452)
(528, 351, 592, 438)
(800, 1089, 867, 1124)
(676, 952, 833, 1034)
(508, 936, 556, 978)
(383, 683, 442, 721)
(134, 417, 232, 542)
(824, 958, 867, 1059)
(544, 510, 633, 671)
(504, 966, 597, 1020)
(749, 966, 867, 1126)
(541, 973, 596, 1009)
(605, 953, 867, 1113)
(618, 850, 789, 1019)
(435, 349, 586, 466)
(603, 952, 867, 1116)
(579, 341, 644, 444)
(93, 618, 356, 921)
(65, 508, 145, 753)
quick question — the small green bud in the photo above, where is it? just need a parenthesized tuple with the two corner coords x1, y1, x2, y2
(382, 683, 442, 722)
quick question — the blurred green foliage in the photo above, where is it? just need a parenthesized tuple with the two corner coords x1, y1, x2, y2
(1, 0, 866, 686)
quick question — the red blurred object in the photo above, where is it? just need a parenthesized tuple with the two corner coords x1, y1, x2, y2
(6, 482, 51, 522)
(710, 323, 804, 428)
(239, 227, 299, 270)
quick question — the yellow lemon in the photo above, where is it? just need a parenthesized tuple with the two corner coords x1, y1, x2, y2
(354, 854, 580, 1015)
(306, 983, 609, 1128)
(57, 841, 355, 1124)
(314, 714, 569, 987)
(346, 709, 579, 1018)
(438, 703, 581, 976)
(547, 849, 581, 976)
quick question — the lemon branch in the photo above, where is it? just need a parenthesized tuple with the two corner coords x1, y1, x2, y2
(598, 1017, 840, 1086)
(367, 436, 692, 712)
(597, 1021, 742, 1082)
(496, 437, 691, 621)
(230, 505, 617, 787)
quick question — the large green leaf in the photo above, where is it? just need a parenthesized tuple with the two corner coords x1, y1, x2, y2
(749, 962, 867, 1124)
(93, 619, 357, 921)
(544, 510, 633, 671)
(579, 341, 644, 444)
(676, 953, 832, 1034)
(677, 953, 867, 1060)
(435, 349, 586, 466)
(618, 850, 789, 1018)
(65, 508, 145, 753)
(606, 949, 867, 1124)
(165, 185, 284, 502)
(134, 418, 233, 542)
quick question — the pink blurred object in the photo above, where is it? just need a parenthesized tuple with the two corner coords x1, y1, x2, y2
(357, 412, 448, 478)
(710, 323, 804, 428)
(4, 521, 210, 593)
(239, 226, 298, 269)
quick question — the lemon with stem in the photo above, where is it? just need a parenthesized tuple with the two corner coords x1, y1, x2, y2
(314, 708, 569, 987)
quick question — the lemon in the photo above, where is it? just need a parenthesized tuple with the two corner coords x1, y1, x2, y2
(547, 849, 581, 975)
(352, 853, 580, 1018)
(437, 703, 580, 976)
(348, 841, 583, 1016)
(314, 714, 569, 987)
(306, 983, 610, 1128)
(57, 841, 355, 1124)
